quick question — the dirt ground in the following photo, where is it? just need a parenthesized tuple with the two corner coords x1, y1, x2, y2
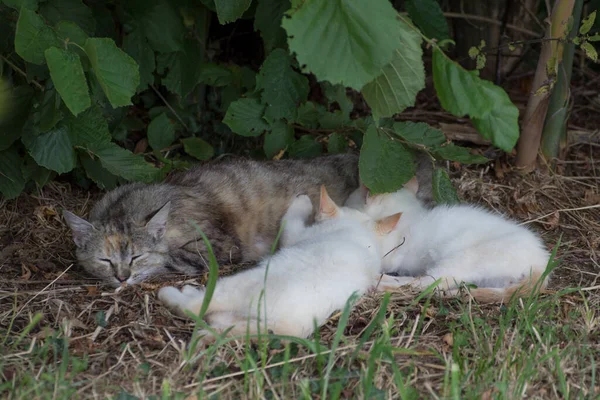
(1, 134, 599, 397)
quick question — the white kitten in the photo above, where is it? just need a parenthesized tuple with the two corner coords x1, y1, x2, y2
(347, 178, 550, 303)
(158, 186, 401, 339)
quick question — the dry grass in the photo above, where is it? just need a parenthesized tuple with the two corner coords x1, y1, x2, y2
(1, 141, 599, 399)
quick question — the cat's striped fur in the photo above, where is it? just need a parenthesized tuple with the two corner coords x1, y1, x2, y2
(64, 154, 361, 286)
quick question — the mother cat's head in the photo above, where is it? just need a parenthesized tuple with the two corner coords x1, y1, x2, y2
(63, 202, 171, 287)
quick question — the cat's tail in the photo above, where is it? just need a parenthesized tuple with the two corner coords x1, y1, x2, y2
(448, 270, 549, 304)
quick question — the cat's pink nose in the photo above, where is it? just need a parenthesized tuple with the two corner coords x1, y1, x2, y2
(115, 273, 130, 282)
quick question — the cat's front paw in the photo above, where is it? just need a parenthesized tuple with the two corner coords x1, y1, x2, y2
(286, 194, 313, 220)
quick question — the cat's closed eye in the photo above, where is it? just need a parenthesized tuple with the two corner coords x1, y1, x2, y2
(130, 255, 143, 265)
(99, 258, 114, 267)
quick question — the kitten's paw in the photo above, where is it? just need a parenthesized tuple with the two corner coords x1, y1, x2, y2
(157, 286, 185, 309)
(287, 194, 313, 219)
(182, 285, 204, 297)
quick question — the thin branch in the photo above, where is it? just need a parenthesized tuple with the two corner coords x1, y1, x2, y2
(150, 84, 190, 132)
(1, 55, 44, 90)
(442, 12, 541, 37)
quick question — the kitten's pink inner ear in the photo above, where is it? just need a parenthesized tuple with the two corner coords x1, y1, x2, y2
(319, 185, 339, 218)
(376, 213, 402, 235)
(404, 177, 419, 194)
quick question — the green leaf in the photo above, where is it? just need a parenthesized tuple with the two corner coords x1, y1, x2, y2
(433, 144, 488, 164)
(40, 0, 95, 34)
(127, 0, 184, 52)
(65, 105, 111, 147)
(161, 39, 204, 97)
(254, 0, 290, 51)
(294, 101, 325, 129)
(55, 21, 88, 46)
(25, 125, 77, 174)
(223, 98, 269, 137)
(288, 135, 322, 159)
(359, 125, 415, 194)
(323, 83, 353, 118)
(362, 20, 425, 121)
(45, 47, 90, 116)
(147, 113, 175, 150)
(123, 28, 155, 92)
(182, 137, 214, 161)
(2, 0, 37, 10)
(79, 151, 118, 190)
(22, 155, 53, 187)
(84, 38, 140, 108)
(15, 8, 61, 65)
(0, 85, 34, 151)
(0, 146, 26, 199)
(282, 0, 402, 90)
(580, 11, 596, 35)
(256, 49, 309, 121)
(319, 110, 349, 130)
(581, 41, 598, 62)
(392, 121, 446, 147)
(214, 0, 252, 24)
(432, 168, 459, 204)
(86, 142, 157, 183)
(327, 132, 348, 154)
(470, 79, 520, 152)
(433, 49, 492, 118)
(39, 88, 63, 132)
(198, 63, 233, 87)
(405, 0, 449, 40)
(264, 120, 295, 159)
(433, 48, 519, 152)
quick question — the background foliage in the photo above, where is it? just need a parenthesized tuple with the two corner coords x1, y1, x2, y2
(1, 0, 588, 202)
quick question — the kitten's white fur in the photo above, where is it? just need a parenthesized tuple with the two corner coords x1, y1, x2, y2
(158, 188, 399, 339)
(345, 178, 550, 302)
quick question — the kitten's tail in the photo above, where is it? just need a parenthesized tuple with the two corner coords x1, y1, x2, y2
(448, 270, 549, 304)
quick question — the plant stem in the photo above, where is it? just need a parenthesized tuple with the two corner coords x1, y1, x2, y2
(0, 55, 44, 90)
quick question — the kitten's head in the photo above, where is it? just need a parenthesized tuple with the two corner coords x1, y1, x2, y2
(63, 202, 172, 287)
(317, 185, 401, 242)
(361, 177, 425, 220)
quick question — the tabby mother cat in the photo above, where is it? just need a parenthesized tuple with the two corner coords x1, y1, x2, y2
(64, 154, 363, 286)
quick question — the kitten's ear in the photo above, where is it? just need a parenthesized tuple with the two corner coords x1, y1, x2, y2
(376, 213, 402, 235)
(319, 185, 339, 219)
(365, 190, 380, 205)
(404, 176, 419, 195)
(146, 201, 171, 239)
(63, 210, 96, 247)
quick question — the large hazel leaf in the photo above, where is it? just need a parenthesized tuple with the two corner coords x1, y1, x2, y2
(254, 0, 290, 51)
(0, 146, 26, 199)
(65, 105, 112, 147)
(359, 125, 415, 194)
(127, 0, 184, 52)
(15, 8, 62, 65)
(79, 152, 118, 190)
(84, 38, 140, 108)
(147, 112, 175, 150)
(392, 121, 446, 148)
(214, 0, 252, 24)
(223, 98, 269, 137)
(405, 0, 449, 40)
(362, 19, 425, 121)
(288, 135, 322, 159)
(282, 0, 403, 90)
(25, 125, 77, 174)
(45, 47, 90, 116)
(182, 137, 214, 161)
(432, 48, 519, 152)
(256, 49, 309, 121)
(161, 39, 203, 97)
(86, 142, 158, 183)
(432, 168, 459, 204)
(40, 0, 96, 34)
(123, 28, 155, 92)
(471, 80, 520, 152)
(263, 120, 295, 159)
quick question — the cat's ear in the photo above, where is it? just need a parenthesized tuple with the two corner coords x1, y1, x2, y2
(376, 213, 402, 235)
(146, 201, 171, 239)
(319, 185, 339, 219)
(63, 210, 96, 247)
(365, 190, 380, 205)
(404, 176, 419, 195)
